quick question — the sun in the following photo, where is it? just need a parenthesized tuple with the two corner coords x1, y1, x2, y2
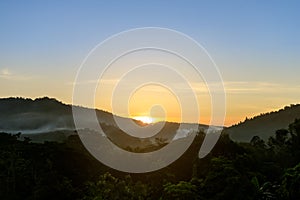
(133, 116, 154, 124)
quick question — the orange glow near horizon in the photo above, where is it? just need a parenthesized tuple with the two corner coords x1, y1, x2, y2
(46, 75, 300, 126)
(132, 116, 154, 124)
(128, 85, 180, 124)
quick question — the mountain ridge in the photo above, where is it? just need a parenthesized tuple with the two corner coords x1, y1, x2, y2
(2, 96, 299, 144)
(0, 97, 204, 151)
(225, 104, 300, 142)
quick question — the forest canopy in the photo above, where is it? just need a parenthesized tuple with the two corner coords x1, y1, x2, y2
(0, 119, 300, 199)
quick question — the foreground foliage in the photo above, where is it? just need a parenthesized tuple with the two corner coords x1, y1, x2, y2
(1, 119, 300, 199)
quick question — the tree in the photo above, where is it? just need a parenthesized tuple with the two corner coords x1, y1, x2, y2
(82, 172, 149, 200)
(289, 119, 300, 162)
(268, 129, 289, 148)
(279, 162, 300, 199)
(250, 136, 266, 149)
(161, 181, 199, 200)
(201, 156, 255, 200)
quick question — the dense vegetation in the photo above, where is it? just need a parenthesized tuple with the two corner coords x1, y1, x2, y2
(1, 119, 300, 199)
(232, 104, 300, 127)
(227, 104, 300, 142)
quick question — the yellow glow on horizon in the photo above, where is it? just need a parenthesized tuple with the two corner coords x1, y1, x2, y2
(132, 116, 154, 124)
(90, 67, 300, 127)
(128, 85, 180, 124)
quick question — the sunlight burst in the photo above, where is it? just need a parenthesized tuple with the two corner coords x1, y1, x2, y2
(133, 116, 154, 124)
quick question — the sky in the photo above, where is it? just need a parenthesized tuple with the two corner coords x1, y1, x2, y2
(0, 0, 299, 126)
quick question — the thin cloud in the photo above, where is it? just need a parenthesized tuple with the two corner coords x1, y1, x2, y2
(67, 78, 300, 95)
(0, 68, 11, 76)
(224, 81, 300, 94)
(67, 78, 120, 86)
(0, 68, 36, 81)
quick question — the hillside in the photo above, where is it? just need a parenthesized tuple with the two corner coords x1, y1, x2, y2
(226, 104, 300, 142)
(0, 97, 204, 149)
(0, 97, 120, 133)
(1, 98, 300, 199)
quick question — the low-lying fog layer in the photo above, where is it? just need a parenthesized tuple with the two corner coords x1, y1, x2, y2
(0, 98, 222, 143)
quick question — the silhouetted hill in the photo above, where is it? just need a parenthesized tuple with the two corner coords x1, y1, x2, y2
(0, 97, 119, 133)
(0, 97, 74, 132)
(0, 97, 206, 150)
(225, 104, 300, 142)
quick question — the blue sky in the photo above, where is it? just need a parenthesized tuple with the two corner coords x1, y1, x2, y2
(0, 0, 299, 125)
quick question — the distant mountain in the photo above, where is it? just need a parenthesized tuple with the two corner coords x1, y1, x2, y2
(0, 97, 125, 133)
(0, 97, 206, 150)
(225, 104, 300, 142)
(0, 97, 74, 133)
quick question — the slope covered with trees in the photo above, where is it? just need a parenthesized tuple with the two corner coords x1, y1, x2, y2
(226, 104, 300, 142)
(1, 119, 300, 199)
